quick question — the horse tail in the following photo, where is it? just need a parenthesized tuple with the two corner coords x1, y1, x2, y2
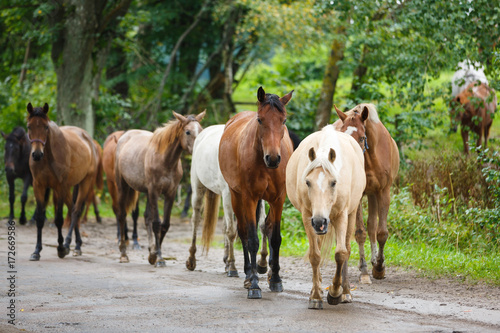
(318, 226, 336, 266)
(125, 190, 139, 215)
(201, 190, 221, 253)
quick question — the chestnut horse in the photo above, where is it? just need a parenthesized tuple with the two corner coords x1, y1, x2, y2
(450, 82, 496, 154)
(27, 103, 99, 261)
(115, 110, 205, 265)
(2, 127, 33, 224)
(286, 126, 365, 309)
(219, 87, 293, 299)
(103, 131, 140, 249)
(333, 103, 399, 284)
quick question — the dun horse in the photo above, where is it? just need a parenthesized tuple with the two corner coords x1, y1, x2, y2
(186, 124, 266, 277)
(103, 131, 140, 249)
(286, 126, 366, 309)
(450, 82, 496, 154)
(115, 111, 205, 265)
(2, 127, 33, 224)
(333, 103, 399, 284)
(26, 103, 99, 261)
(219, 87, 293, 299)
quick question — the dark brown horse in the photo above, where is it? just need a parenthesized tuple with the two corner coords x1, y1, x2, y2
(219, 87, 294, 299)
(103, 131, 140, 249)
(115, 111, 205, 265)
(2, 127, 33, 224)
(334, 103, 399, 284)
(450, 82, 496, 154)
(27, 103, 99, 261)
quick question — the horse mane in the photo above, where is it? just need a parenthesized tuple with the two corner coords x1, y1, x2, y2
(359, 103, 380, 124)
(259, 94, 286, 114)
(27, 107, 49, 120)
(150, 119, 184, 153)
(301, 151, 338, 182)
(8, 127, 26, 141)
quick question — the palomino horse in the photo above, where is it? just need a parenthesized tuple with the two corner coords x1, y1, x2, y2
(2, 127, 33, 224)
(333, 103, 399, 284)
(115, 110, 205, 265)
(186, 124, 266, 277)
(219, 87, 294, 299)
(27, 103, 99, 260)
(286, 125, 365, 309)
(103, 131, 140, 249)
(450, 82, 496, 154)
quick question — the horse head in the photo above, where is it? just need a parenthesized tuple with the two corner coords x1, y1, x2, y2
(26, 103, 50, 161)
(304, 147, 338, 235)
(173, 110, 206, 154)
(335, 104, 369, 153)
(2, 127, 27, 174)
(256, 86, 293, 169)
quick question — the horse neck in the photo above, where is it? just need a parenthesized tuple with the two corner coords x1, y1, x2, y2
(159, 139, 184, 165)
(45, 123, 68, 161)
(365, 121, 381, 151)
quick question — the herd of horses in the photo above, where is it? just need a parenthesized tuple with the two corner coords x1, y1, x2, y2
(2, 62, 496, 308)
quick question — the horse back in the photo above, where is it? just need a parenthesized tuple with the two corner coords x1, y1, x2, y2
(59, 126, 98, 185)
(103, 131, 125, 184)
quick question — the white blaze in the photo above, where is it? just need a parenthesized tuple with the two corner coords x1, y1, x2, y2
(345, 126, 358, 136)
(317, 171, 325, 192)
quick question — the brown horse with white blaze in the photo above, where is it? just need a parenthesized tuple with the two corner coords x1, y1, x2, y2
(333, 103, 399, 284)
(219, 87, 294, 299)
(27, 103, 99, 261)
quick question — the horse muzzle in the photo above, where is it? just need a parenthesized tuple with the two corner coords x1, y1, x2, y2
(264, 154, 281, 169)
(311, 216, 329, 235)
(32, 151, 44, 161)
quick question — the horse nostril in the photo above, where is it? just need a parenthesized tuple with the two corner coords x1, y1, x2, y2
(277, 155, 281, 164)
(265, 155, 270, 164)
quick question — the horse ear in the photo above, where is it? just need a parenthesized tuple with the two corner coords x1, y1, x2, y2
(308, 147, 316, 162)
(257, 86, 266, 103)
(195, 109, 206, 122)
(43, 103, 49, 114)
(173, 111, 188, 124)
(27, 103, 34, 115)
(328, 148, 336, 164)
(361, 106, 369, 122)
(280, 90, 294, 106)
(334, 105, 347, 122)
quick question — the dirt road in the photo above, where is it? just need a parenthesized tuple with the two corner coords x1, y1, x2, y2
(1, 216, 499, 332)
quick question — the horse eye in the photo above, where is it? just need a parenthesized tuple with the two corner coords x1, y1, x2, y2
(283, 119, 287, 124)
(331, 181, 337, 187)
(257, 118, 262, 125)
(186, 130, 191, 135)
(45, 126, 49, 130)
(305, 180, 311, 187)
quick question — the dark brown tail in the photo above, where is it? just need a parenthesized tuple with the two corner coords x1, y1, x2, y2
(94, 142, 104, 190)
(201, 190, 221, 253)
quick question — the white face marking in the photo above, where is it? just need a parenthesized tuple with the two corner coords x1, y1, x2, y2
(316, 171, 325, 192)
(345, 126, 358, 136)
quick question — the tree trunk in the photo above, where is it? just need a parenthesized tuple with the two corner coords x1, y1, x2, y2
(19, 39, 31, 85)
(222, 5, 241, 117)
(350, 44, 369, 100)
(315, 30, 345, 130)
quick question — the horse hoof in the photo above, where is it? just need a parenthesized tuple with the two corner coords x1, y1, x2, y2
(120, 255, 129, 263)
(341, 294, 353, 303)
(257, 264, 267, 274)
(327, 291, 342, 305)
(247, 288, 262, 299)
(244, 278, 251, 289)
(269, 281, 283, 292)
(57, 246, 67, 259)
(186, 259, 196, 271)
(372, 266, 386, 280)
(308, 299, 323, 310)
(96, 217, 102, 224)
(132, 243, 141, 251)
(155, 260, 166, 268)
(227, 270, 239, 278)
(148, 253, 157, 265)
(19, 217, 27, 225)
(64, 246, 70, 255)
(73, 249, 82, 257)
(29, 253, 40, 261)
(359, 274, 372, 284)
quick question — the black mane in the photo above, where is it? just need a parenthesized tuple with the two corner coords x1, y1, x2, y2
(259, 93, 285, 113)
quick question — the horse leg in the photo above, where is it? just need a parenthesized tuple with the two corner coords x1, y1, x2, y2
(146, 192, 162, 266)
(303, 212, 323, 309)
(117, 182, 133, 263)
(327, 212, 349, 306)
(366, 194, 379, 271)
(223, 193, 238, 277)
(355, 200, 371, 284)
(267, 202, 284, 292)
(155, 194, 174, 268)
(461, 128, 469, 154)
(131, 200, 140, 250)
(341, 212, 356, 303)
(186, 182, 206, 271)
(18, 176, 30, 225)
(67, 179, 92, 256)
(7, 175, 15, 222)
(93, 193, 102, 223)
(29, 185, 48, 261)
(257, 200, 268, 274)
(63, 185, 78, 253)
(181, 184, 192, 219)
(372, 187, 391, 280)
(52, 193, 66, 259)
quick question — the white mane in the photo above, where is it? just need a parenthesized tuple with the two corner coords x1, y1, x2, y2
(452, 60, 489, 97)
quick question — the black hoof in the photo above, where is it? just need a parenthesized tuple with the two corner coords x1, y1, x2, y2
(373, 265, 386, 280)
(247, 288, 262, 299)
(148, 253, 157, 265)
(186, 259, 196, 271)
(257, 265, 267, 274)
(73, 249, 82, 257)
(29, 253, 40, 261)
(64, 246, 70, 255)
(327, 292, 342, 305)
(269, 281, 283, 292)
(96, 217, 102, 224)
(57, 246, 67, 259)
(19, 217, 27, 225)
(227, 270, 239, 277)
(308, 299, 323, 310)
